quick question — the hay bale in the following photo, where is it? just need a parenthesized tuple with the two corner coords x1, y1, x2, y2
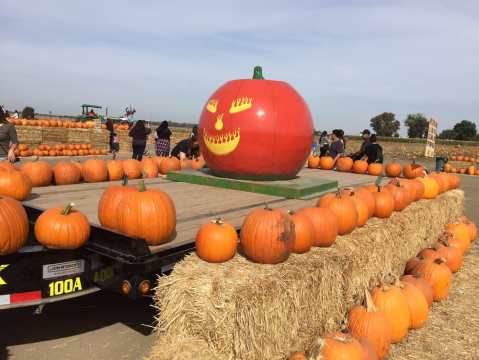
(67, 128, 92, 144)
(148, 190, 464, 360)
(16, 126, 42, 147)
(42, 127, 69, 145)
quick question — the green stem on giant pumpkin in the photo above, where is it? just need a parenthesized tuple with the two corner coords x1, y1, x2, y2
(121, 174, 129, 186)
(138, 180, 146, 192)
(62, 203, 75, 215)
(252, 66, 264, 80)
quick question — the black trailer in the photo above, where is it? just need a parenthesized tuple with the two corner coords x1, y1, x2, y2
(0, 205, 195, 311)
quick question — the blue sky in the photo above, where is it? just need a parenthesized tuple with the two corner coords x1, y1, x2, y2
(1, 0, 478, 134)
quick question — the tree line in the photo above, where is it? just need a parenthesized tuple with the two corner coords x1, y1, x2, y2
(369, 112, 478, 141)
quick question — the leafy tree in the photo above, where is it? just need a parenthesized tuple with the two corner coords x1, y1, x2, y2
(452, 120, 477, 140)
(438, 129, 457, 140)
(21, 106, 35, 119)
(404, 113, 428, 138)
(369, 112, 400, 137)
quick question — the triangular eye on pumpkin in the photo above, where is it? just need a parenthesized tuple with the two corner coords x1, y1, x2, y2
(198, 66, 313, 180)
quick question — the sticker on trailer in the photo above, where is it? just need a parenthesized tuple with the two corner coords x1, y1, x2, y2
(42, 260, 85, 279)
(0, 264, 8, 286)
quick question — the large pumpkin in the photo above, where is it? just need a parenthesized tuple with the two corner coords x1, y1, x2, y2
(240, 205, 294, 264)
(34, 203, 91, 249)
(98, 177, 138, 230)
(414, 258, 452, 301)
(401, 281, 429, 329)
(117, 181, 176, 245)
(82, 159, 108, 183)
(0, 196, 29, 255)
(106, 160, 125, 181)
(0, 169, 32, 200)
(20, 159, 53, 187)
(400, 274, 433, 307)
(53, 161, 82, 185)
(336, 157, 354, 172)
(372, 187, 394, 218)
(318, 191, 358, 235)
(289, 210, 314, 254)
(295, 207, 338, 247)
(195, 219, 238, 263)
(198, 67, 313, 180)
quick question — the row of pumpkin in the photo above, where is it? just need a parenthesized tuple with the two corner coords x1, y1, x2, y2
(449, 155, 478, 163)
(15, 144, 108, 157)
(287, 217, 477, 360)
(443, 163, 479, 175)
(195, 171, 461, 264)
(9, 118, 130, 131)
(0, 156, 205, 201)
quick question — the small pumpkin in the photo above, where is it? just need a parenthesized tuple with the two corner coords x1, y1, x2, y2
(296, 207, 338, 247)
(367, 163, 383, 176)
(419, 177, 439, 199)
(141, 158, 159, 178)
(192, 156, 206, 170)
(195, 218, 238, 263)
(371, 282, 410, 343)
(400, 281, 429, 329)
(343, 189, 369, 227)
(106, 160, 125, 181)
(460, 215, 477, 242)
(289, 210, 314, 254)
(400, 273, 433, 307)
(318, 190, 358, 235)
(98, 176, 138, 230)
(348, 290, 391, 359)
(53, 161, 82, 185)
(308, 155, 320, 169)
(429, 172, 449, 193)
(414, 258, 452, 301)
(122, 159, 142, 179)
(240, 204, 294, 264)
(82, 159, 108, 183)
(410, 178, 425, 200)
(0, 169, 32, 200)
(402, 160, 424, 179)
(372, 186, 394, 218)
(319, 156, 334, 170)
(34, 203, 91, 249)
(0, 196, 29, 255)
(445, 223, 471, 253)
(385, 159, 402, 177)
(446, 173, 460, 189)
(385, 181, 409, 211)
(314, 332, 364, 360)
(180, 158, 193, 170)
(159, 157, 181, 175)
(434, 237, 464, 273)
(117, 181, 176, 245)
(336, 157, 354, 172)
(20, 159, 53, 187)
(354, 187, 376, 217)
(352, 160, 368, 174)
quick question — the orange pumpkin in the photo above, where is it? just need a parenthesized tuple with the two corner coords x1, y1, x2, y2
(316, 332, 364, 360)
(240, 205, 294, 264)
(289, 210, 314, 254)
(319, 156, 334, 170)
(159, 157, 181, 175)
(180, 158, 193, 170)
(0, 169, 32, 200)
(307, 155, 320, 169)
(367, 163, 383, 176)
(336, 157, 354, 172)
(410, 178, 425, 200)
(400, 274, 433, 307)
(195, 219, 238, 263)
(106, 160, 125, 181)
(191, 156, 206, 170)
(446, 173, 460, 189)
(385, 181, 409, 211)
(371, 283, 410, 343)
(20, 159, 53, 187)
(429, 172, 449, 193)
(354, 187, 376, 217)
(372, 187, 394, 218)
(0, 161, 17, 171)
(385, 159, 402, 177)
(357, 337, 379, 360)
(141, 158, 159, 178)
(53, 161, 81, 185)
(318, 190, 358, 235)
(352, 160, 368, 174)
(443, 163, 452, 173)
(445, 222, 471, 252)
(82, 159, 107, 183)
(342, 189, 369, 227)
(434, 238, 464, 273)
(296, 207, 338, 247)
(34, 203, 91, 249)
(287, 352, 307, 360)
(401, 281, 429, 329)
(466, 166, 476, 175)
(98, 176, 138, 230)
(414, 258, 452, 301)
(461, 215, 477, 242)
(402, 161, 424, 179)
(419, 177, 439, 199)
(348, 290, 391, 359)
(117, 181, 176, 245)
(0, 196, 29, 255)
(122, 159, 142, 179)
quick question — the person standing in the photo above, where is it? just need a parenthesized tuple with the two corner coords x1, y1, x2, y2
(155, 121, 172, 156)
(0, 106, 19, 162)
(106, 118, 115, 153)
(128, 120, 151, 161)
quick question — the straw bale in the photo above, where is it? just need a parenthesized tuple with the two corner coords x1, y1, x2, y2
(148, 190, 464, 360)
(90, 129, 109, 148)
(16, 126, 42, 146)
(67, 128, 92, 143)
(42, 127, 69, 145)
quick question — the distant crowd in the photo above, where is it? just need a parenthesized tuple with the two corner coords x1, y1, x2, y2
(316, 129, 383, 165)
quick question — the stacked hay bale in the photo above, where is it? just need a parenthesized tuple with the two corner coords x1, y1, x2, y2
(15, 126, 42, 148)
(148, 190, 464, 360)
(42, 127, 69, 146)
(67, 128, 91, 144)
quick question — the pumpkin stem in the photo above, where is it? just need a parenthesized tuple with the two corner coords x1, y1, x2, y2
(252, 66, 264, 80)
(61, 202, 75, 215)
(364, 288, 377, 312)
(264, 202, 271, 211)
(434, 257, 446, 265)
(138, 180, 146, 192)
(211, 218, 224, 225)
(121, 175, 129, 186)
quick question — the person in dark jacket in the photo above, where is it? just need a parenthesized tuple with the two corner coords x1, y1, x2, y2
(128, 120, 151, 161)
(171, 136, 197, 159)
(352, 129, 371, 160)
(328, 129, 345, 162)
(155, 121, 172, 156)
(362, 134, 383, 164)
(105, 118, 115, 153)
(318, 131, 329, 156)
(0, 106, 19, 162)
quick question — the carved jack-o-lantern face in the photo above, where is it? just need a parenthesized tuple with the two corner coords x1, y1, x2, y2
(198, 69, 313, 180)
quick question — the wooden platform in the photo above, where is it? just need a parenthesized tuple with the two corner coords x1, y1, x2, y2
(23, 169, 377, 254)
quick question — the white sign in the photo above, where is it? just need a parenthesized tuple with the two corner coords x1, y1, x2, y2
(424, 118, 438, 158)
(43, 260, 85, 279)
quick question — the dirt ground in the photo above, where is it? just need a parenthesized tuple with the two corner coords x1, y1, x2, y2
(0, 167, 477, 360)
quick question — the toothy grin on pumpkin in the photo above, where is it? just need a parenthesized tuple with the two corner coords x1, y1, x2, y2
(203, 128, 240, 156)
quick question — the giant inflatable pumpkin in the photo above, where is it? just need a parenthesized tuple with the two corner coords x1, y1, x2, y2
(198, 67, 313, 179)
